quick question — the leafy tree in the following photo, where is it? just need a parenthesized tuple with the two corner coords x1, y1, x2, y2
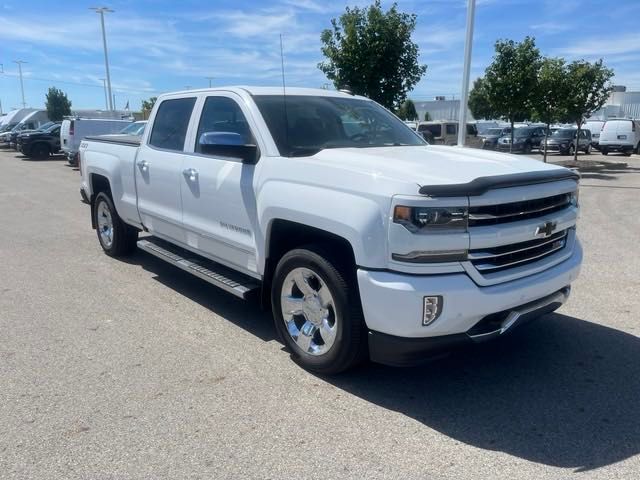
(468, 77, 499, 121)
(564, 59, 614, 161)
(45, 87, 72, 122)
(477, 37, 543, 151)
(397, 99, 418, 120)
(423, 111, 431, 121)
(318, 0, 427, 109)
(534, 57, 569, 162)
(141, 97, 157, 119)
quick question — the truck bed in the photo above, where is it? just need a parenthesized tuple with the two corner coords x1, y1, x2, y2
(84, 135, 141, 146)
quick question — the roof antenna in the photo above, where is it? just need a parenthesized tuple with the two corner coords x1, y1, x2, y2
(280, 33, 290, 155)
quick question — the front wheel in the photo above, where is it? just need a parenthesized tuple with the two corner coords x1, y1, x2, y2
(93, 192, 138, 257)
(569, 144, 575, 156)
(601, 148, 609, 155)
(585, 144, 592, 154)
(271, 245, 366, 374)
(31, 143, 50, 160)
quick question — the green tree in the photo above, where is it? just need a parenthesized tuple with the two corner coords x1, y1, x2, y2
(564, 59, 614, 161)
(476, 37, 543, 151)
(141, 96, 157, 119)
(468, 77, 499, 121)
(318, 0, 427, 109)
(397, 99, 418, 120)
(45, 87, 72, 122)
(423, 111, 431, 121)
(534, 57, 569, 162)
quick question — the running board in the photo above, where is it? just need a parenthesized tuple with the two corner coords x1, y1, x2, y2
(137, 237, 260, 300)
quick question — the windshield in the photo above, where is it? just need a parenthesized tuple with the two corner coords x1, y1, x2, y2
(551, 129, 575, 139)
(36, 122, 55, 131)
(253, 95, 425, 157)
(514, 128, 534, 138)
(487, 128, 503, 135)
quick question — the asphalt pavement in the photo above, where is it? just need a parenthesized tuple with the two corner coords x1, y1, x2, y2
(0, 148, 639, 479)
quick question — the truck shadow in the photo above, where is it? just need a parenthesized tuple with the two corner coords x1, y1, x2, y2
(325, 314, 640, 472)
(125, 250, 276, 342)
(123, 251, 640, 471)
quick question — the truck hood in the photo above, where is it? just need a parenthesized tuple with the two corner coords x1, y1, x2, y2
(301, 145, 566, 195)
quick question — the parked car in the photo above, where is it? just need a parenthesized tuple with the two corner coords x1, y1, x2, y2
(80, 86, 582, 373)
(417, 121, 482, 147)
(10, 121, 56, 150)
(0, 108, 37, 131)
(583, 120, 605, 150)
(17, 123, 62, 159)
(481, 127, 511, 150)
(598, 118, 640, 156)
(116, 120, 148, 136)
(496, 126, 546, 153)
(61, 118, 133, 165)
(4, 111, 52, 149)
(540, 128, 592, 155)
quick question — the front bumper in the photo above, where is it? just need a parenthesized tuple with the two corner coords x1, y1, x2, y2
(358, 240, 582, 365)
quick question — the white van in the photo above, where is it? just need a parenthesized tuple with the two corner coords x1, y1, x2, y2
(61, 118, 133, 162)
(583, 120, 605, 149)
(599, 119, 640, 156)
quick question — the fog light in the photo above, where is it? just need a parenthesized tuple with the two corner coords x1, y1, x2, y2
(423, 296, 443, 326)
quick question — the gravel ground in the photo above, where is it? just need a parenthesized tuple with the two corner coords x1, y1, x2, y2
(0, 149, 638, 479)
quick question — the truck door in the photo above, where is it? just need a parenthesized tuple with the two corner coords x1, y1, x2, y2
(135, 96, 197, 243)
(179, 94, 260, 277)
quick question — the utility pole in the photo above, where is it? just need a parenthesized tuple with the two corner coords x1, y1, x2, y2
(100, 78, 108, 110)
(13, 60, 27, 108)
(457, 0, 476, 147)
(205, 77, 214, 88)
(90, 7, 114, 111)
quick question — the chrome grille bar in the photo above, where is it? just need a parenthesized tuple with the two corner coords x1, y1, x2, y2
(468, 193, 572, 226)
(468, 230, 568, 261)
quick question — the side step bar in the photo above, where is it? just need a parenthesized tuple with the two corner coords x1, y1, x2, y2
(137, 237, 260, 300)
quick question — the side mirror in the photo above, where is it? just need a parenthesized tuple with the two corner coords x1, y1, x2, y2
(198, 132, 259, 164)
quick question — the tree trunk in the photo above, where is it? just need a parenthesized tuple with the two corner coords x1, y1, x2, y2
(510, 118, 515, 153)
(574, 120, 581, 163)
(543, 123, 550, 163)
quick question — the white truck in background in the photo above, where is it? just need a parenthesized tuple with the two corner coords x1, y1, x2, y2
(61, 118, 133, 165)
(79, 87, 582, 374)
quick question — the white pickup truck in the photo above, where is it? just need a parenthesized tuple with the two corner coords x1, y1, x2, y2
(80, 87, 582, 373)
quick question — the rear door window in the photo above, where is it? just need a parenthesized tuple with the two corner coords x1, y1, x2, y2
(149, 97, 196, 151)
(446, 124, 457, 135)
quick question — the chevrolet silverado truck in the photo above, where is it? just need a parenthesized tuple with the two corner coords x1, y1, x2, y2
(79, 87, 582, 374)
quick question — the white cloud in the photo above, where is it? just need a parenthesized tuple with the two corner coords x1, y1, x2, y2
(553, 33, 640, 57)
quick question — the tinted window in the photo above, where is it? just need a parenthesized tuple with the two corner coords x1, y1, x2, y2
(446, 124, 456, 135)
(149, 97, 196, 151)
(195, 96, 253, 154)
(418, 124, 442, 137)
(254, 95, 424, 157)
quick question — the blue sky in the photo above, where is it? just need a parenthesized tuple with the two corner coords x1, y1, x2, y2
(1, 0, 639, 111)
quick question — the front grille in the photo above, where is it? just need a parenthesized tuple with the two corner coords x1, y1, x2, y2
(468, 192, 572, 226)
(469, 229, 568, 273)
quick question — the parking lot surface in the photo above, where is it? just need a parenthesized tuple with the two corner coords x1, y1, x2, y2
(0, 149, 639, 479)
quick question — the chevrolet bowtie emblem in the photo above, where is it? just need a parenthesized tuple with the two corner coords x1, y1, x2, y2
(535, 221, 557, 238)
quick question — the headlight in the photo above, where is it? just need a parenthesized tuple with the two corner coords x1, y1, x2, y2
(393, 206, 468, 232)
(570, 189, 579, 207)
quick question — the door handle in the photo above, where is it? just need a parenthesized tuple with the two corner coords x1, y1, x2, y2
(137, 160, 149, 172)
(183, 167, 198, 182)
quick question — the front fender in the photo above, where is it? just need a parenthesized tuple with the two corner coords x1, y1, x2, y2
(258, 181, 389, 271)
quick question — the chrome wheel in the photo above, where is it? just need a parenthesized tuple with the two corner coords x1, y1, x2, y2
(96, 200, 114, 248)
(280, 267, 337, 356)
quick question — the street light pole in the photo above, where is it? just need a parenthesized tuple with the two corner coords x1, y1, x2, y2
(100, 78, 108, 110)
(91, 7, 114, 111)
(457, 0, 476, 147)
(13, 60, 27, 108)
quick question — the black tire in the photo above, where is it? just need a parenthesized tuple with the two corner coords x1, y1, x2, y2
(271, 245, 366, 374)
(31, 143, 50, 160)
(623, 150, 632, 157)
(93, 192, 138, 257)
(584, 144, 591, 154)
(568, 144, 575, 156)
(601, 148, 608, 155)
(523, 142, 532, 154)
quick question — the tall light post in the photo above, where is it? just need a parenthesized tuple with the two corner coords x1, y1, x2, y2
(13, 60, 27, 108)
(90, 7, 114, 111)
(457, 0, 476, 147)
(99, 78, 108, 110)
(205, 77, 214, 88)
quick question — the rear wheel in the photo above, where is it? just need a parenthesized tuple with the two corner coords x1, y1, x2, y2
(271, 245, 366, 374)
(93, 192, 138, 257)
(523, 142, 532, 154)
(31, 143, 49, 159)
(601, 148, 609, 155)
(585, 144, 592, 154)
